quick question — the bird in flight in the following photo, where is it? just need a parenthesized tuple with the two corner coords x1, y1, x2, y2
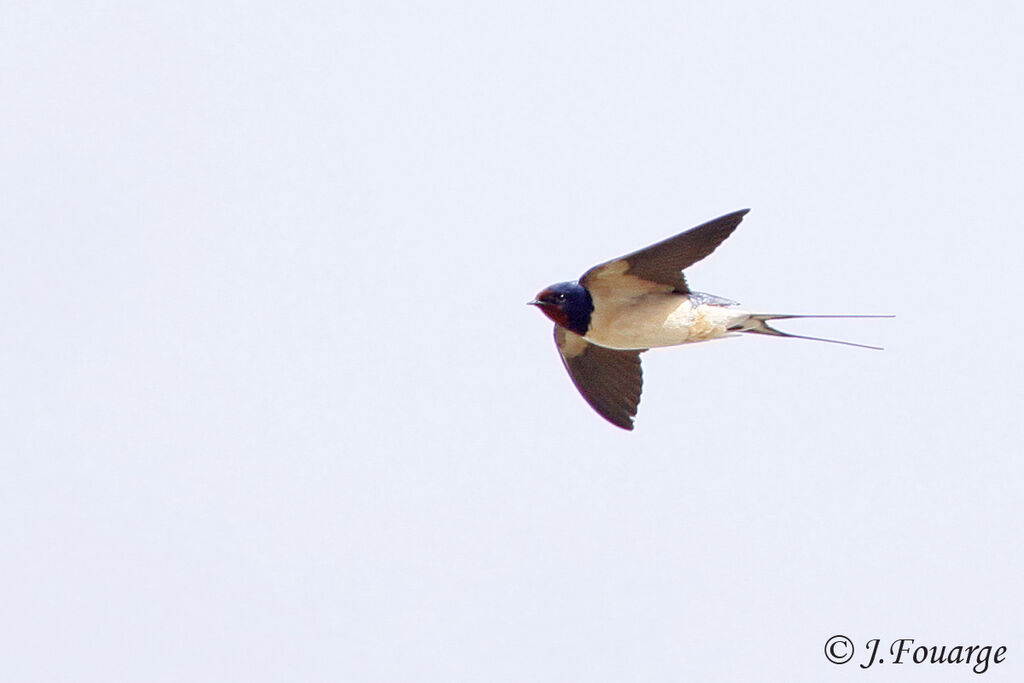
(529, 209, 888, 430)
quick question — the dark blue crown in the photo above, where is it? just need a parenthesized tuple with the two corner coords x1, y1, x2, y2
(546, 281, 593, 336)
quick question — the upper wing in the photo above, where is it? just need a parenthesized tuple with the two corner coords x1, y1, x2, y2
(580, 209, 750, 295)
(554, 325, 644, 430)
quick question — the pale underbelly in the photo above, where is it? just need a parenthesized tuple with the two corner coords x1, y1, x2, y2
(584, 300, 750, 350)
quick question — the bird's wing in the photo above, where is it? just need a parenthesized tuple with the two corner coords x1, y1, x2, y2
(580, 209, 749, 295)
(554, 325, 644, 430)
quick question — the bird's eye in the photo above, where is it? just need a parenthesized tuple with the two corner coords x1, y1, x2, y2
(556, 293, 566, 302)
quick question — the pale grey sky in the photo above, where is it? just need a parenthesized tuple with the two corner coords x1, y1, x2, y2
(2, 1, 1022, 681)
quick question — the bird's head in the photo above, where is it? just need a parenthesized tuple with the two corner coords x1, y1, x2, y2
(528, 281, 593, 336)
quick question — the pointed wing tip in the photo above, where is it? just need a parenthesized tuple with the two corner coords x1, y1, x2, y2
(590, 407, 638, 431)
(605, 414, 636, 431)
(554, 326, 644, 432)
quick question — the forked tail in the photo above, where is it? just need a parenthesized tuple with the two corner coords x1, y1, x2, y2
(736, 314, 893, 350)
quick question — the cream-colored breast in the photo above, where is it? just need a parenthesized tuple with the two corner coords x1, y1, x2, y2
(586, 295, 748, 350)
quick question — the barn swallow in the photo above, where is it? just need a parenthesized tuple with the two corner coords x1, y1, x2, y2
(529, 209, 889, 430)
